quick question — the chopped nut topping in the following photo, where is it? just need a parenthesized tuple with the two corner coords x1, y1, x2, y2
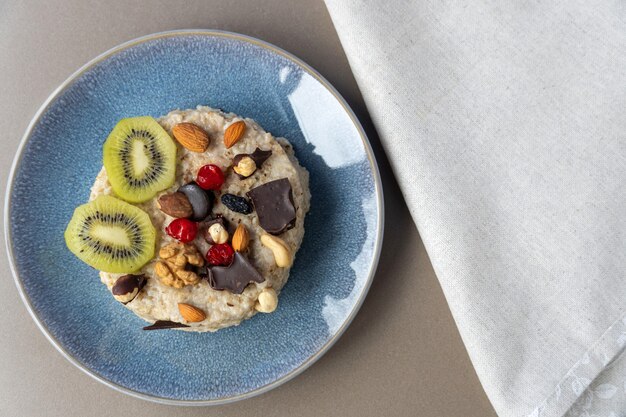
(155, 242, 204, 288)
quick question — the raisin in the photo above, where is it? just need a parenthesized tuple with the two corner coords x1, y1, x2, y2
(221, 194, 253, 214)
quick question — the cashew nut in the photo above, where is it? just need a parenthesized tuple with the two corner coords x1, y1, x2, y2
(260, 234, 292, 268)
(255, 288, 278, 313)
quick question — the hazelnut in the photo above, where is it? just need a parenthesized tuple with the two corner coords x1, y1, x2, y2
(201, 215, 229, 244)
(208, 223, 229, 244)
(111, 274, 146, 304)
(233, 156, 257, 178)
(255, 288, 278, 313)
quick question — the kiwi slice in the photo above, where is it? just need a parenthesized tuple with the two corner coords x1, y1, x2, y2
(64, 195, 156, 273)
(103, 116, 176, 203)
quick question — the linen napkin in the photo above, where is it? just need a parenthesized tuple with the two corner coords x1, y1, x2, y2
(324, 1, 626, 416)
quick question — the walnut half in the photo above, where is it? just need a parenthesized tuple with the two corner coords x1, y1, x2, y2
(155, 242, 204, 288)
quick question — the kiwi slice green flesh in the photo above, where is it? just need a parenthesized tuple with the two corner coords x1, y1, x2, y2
(64, 195, 156, 273)
(103, 116, 176, 203)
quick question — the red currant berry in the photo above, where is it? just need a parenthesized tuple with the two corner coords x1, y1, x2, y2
(165, 218, 198, 243)
(196, 164, 225, 190)
(206, 243, 235, 266)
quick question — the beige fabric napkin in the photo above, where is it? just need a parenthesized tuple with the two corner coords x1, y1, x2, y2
(324, 1, 626, 416)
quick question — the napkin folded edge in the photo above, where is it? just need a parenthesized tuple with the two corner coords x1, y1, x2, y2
(322, 2, 626, 416)
(529, 312, 626, 417)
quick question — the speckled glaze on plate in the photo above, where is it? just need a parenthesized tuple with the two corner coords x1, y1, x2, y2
(4, 30, 383, 405)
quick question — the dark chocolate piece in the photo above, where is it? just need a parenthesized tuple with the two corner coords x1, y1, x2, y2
(142, 320, 190, 331)
(178, 182, 213, 221)
(248, 148, 272, 166)
(208, 252, 265, 294)
(112, 274, 146, 304)
(232, 148, 272, 179)
(204, 213, 228, 229)
(247, 178, 296, 234)
(196, 264, 210, 280)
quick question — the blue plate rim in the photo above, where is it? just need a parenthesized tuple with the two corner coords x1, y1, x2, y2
(4, 29, 384, 406)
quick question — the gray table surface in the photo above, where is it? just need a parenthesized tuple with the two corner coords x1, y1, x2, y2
(0, 1, 497, 416)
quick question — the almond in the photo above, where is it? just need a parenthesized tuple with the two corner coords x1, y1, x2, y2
(172, 123, 210, 152)
(158, 192, 193, 218)
(178, 303, 206, 322)
(224, 120, 246, 148)
(232, 224, 249, 252)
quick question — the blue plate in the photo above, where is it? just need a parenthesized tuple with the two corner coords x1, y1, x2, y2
(5, 30, 383, 404)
